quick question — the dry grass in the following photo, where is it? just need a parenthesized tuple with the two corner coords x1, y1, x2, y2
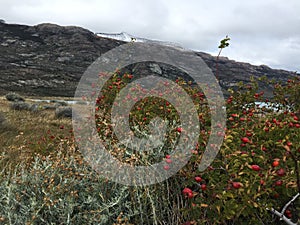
(0, 97, 74, 170)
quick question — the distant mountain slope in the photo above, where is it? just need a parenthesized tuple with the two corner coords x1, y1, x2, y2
(0, 21, 298, 97)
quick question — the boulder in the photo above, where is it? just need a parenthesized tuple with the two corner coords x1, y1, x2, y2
(55, 106, 72, 118)
(10, 101, 31, 111)
(5, 92, 25, 102)
(0, 112, 6, 124)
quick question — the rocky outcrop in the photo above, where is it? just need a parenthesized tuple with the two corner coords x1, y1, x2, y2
(0, 21, 299, 97)
(0, 22, 123, 96)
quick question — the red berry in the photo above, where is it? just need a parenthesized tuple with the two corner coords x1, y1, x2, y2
(208, 166, 214, 171)
(194, 176, 202, 182)
(275, 180, 283, 186)
(285, 210, 292, 218)
(176, 127, 183, 133)
(232, 182, 242, 189)
(272, 160, 280, 167)
(241, 137, 250, 143)
(165, 159, 172, 164)
(182, 187, 192, 194)
(182, 222, 191, 225)
(182, 188, 193, 198)
(276, 168, 285, 177)
(217, 131, 224, 137)
(187, 192, 193, 198)
(201, 184, 207, 191)
(251, 165, 261, 171)
(246, 132, 252, 137)
(163, 165, 170, 170)
(165, 155, 171, 159)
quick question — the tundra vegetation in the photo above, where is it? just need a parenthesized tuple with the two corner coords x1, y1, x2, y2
(0, 38, 299, 224)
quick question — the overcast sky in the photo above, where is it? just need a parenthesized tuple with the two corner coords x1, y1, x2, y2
(1, 0, 300, 72)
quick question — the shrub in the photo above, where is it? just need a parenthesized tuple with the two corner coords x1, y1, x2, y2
(92, 72, 299, 224)
(179, 77, 300, 224)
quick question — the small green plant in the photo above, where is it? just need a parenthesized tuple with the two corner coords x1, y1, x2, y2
(216, 35, 230, 80)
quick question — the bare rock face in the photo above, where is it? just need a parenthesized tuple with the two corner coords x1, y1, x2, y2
(0, 22, 299, 98)
(0, 22, 123, 96)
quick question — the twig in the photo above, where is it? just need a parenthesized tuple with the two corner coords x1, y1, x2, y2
(267, 192, 299, 225)
(146, 188, 158, 225)
(268, 208, 296, 225)
(281, 192, 299, 215)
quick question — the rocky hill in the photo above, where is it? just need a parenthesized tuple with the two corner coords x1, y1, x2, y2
(0, 21, 299, 97)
